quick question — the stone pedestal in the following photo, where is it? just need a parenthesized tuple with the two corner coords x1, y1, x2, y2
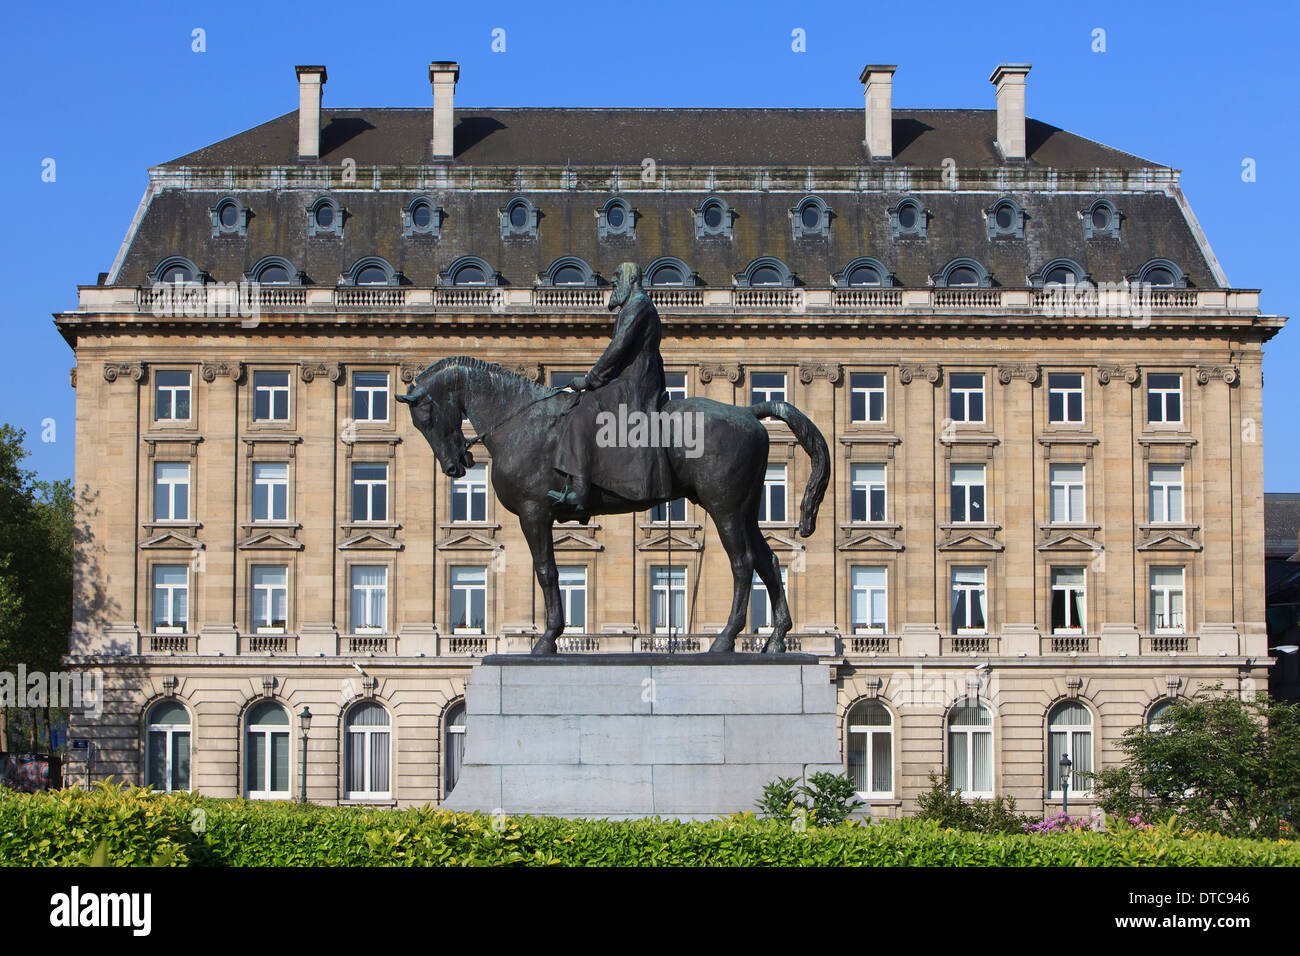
(443, 654, 841, 819)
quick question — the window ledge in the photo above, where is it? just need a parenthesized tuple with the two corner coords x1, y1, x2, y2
(339, 799, 397, 808)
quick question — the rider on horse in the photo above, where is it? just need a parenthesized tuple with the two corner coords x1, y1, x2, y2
(550, 262, 673, 510)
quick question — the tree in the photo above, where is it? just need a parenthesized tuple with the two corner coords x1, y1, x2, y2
(1092, 687, 1300, 838)
(0, 424, 73, 753)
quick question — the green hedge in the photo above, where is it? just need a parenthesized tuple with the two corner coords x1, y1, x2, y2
(2, 784, 1297, 867)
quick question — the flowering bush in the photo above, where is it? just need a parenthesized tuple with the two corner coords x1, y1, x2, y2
(1024, 811, 1156, 835)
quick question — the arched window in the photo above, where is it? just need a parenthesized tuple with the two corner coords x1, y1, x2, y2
(1147, 699, 1176, 731)
(694, 196, 733, 238)
(791, 196, 831, 239)
(835, 257, 892, 288)
(146, 700, 191, 793)
(307, 197, 344, 237)
(501, 197, 539, 238)
(210, 197, 248, 237)
(645, 257, 695, 288)
(1048, 700, 1093, 797)
(540, 257, 597, 287)
(245, 701, 290, 799)
(947, 701, 993, 797)
(890, 198, 926, 239)
(987, 197, 1025, 239)
(846, 700, 892, 797)
(345, 701, 392, 799)
(440, 256, 499, 288)
(342, 257, 399, 287)
(597, 198, 635, 239)
(245, 256, 301, 286)
(934, 258, 991, 288)
(149, 257, 203, 286)
(444, 700, 466, 798)
(735, 256, 794, 288)
(1132, 259, 1187, 289)
(1031, 258, 1088, 289)
(403, 196, 442, 237)
(1085, 199, 1121, 239)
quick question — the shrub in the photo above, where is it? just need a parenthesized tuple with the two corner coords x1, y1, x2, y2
(755, 772, 862, 827)
(914, 772, 1038, 834)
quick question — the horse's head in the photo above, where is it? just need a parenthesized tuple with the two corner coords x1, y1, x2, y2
(395, 369, 475, 478)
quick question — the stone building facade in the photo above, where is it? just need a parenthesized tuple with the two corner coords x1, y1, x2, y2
(56, 60, 1284, 816)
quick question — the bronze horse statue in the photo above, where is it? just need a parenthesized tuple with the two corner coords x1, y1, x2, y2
(397, 357, 828, 655)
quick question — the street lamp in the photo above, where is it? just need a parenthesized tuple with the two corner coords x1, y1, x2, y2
(298, 706, 313, 804)
(1059, 753, 1073, 817)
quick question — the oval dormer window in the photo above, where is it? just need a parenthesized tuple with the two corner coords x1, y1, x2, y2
(315, 204, 334, 229)
(411, 201, 433, 229)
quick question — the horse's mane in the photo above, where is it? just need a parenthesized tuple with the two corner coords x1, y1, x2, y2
(412, 355, 546, 398)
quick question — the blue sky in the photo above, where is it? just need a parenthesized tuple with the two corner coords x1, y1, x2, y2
(3, 0, 1296, 488)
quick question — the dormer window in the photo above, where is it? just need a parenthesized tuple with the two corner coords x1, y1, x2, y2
(597, 198, 635, 240)
(889, 198, 926, 239)
(341, 257, 400, 287)
(501, 197, 539, 239)
(735, 256, 795, 288)
(1084, 199, 1121, 239)
(934, 258, 992, 288)
(1030, 258, 1088, 288)
(694, 196, 734, 239)
(645, 257, 697, 288)
(308, 197, 344, 238)
(540, 256, 598, 287)
(403, 197, 443, 237)
(834, 257, 893, 288)
(791, 196, 831, 239)
(1131, 259, 1188, 289)
(245, 256, 303, 286)
(441, 256, 499, 287)
(987, 198, 1025, 239)
(210, 197, 249, 237)
(149, 257, 206, 286)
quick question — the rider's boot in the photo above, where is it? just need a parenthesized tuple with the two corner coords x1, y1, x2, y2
(547, 474, 590, 511)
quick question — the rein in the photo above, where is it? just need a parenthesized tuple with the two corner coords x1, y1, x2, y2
(464, 385, 578, 448)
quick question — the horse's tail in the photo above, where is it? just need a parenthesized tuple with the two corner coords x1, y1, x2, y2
(748, 402, 829, 538)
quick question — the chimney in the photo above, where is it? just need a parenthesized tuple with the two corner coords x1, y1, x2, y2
(429, 61, 460, 160)
(989, 63, 1031, 161)
(295, 65, 327, 161)
(859, 65, 897, 161)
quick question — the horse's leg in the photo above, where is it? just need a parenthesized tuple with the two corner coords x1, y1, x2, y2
(519, 505, 564, 656)
(749, 523, 791, 654)
(707, 510, 755, 654)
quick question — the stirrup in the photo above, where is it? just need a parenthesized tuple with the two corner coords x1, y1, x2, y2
(546, 477, 570, 503)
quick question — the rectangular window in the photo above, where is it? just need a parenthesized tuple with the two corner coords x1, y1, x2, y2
(252, 462, 289, 522)
(350, 566, 388, 633)
(154, 371, 191, 421)
(748, 568, 788, 632)
(949, 373, 985, 423)
(759, 464, 787, 523)
(152, 565, 188, 632)
(153, 462, 190, 522)
(451, 463, 488, 522)
(850, 464, 887, 523)
(1149, 464, 1184, 523)
(1048, 373, 1085, 424)
(650, 565, 686, 633)
(950, 463, 986, 523)
(950, 567, 987, 633)
(550, 371, 582, 389)
(1150, 567, 1185, 633)
(352, 371, 390, 423)
(1050, 567, 1086, 633)
(650, 498, 686, 522)
(849, 372, 886, 423)
(252, 371, 290, 421)
(850, 566, 888, 632)
(750, 372, 786, 405)
(1049, 464, 1085, 523)
(449, 566, 486, 633)
(351, 462, 388, 522)
(558, 566, 587, 632)
(1147, 373, 1182, 424)
(664, 372, 687, 401)
(251, 565, 288, 633)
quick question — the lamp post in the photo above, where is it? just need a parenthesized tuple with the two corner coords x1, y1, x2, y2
(298, 706, 313, 804)
(1059, 752, 1073, 817)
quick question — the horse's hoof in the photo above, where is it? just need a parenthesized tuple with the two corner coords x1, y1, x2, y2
(707, 639, 735, 654)
(763, 637, 786, 655)
(531, 639, 557, 656)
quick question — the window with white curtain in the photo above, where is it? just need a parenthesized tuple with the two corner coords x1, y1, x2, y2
(558, 566, 587, 632)
(846, 700, 892, 797)
(950, 567, 987, 633)
(851, 463, 887, 522)
(1047, 701, 1093, 797)
(947, 702, 993, 797)
(146, 700, 191, 793)
(759, 464, 787, 523)
(251, 565, 288, 633)
(450, 566, 487, 633)
(1149, 566, 1185, 632)
(950, 463, 985, 523)
(651, 565, 686, 634)
(245, 701, 290, 799)
(345, 701, 391, 799)
(350, 565, 388, 633)
(1149, 464, 1184, 523)
(444, 701, 466, 798)
(850, 566, 888, 633)
(1049, 464, 1085, 523)
(1050, 567, 1086, 633)
(152, 565, 189, 633)
(748, 567, 787, 632)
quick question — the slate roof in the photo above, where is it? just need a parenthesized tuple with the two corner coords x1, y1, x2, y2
(107, 106, 1220, 291)
(1266, 493, 1300, 557)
